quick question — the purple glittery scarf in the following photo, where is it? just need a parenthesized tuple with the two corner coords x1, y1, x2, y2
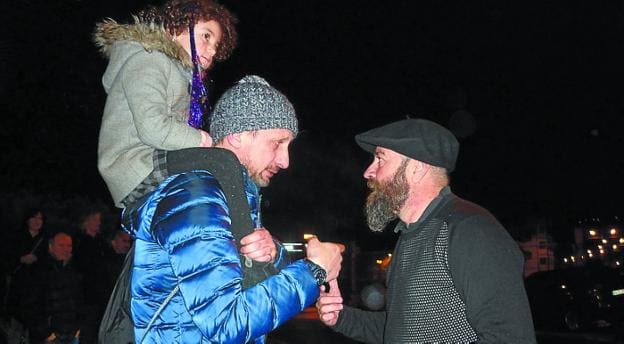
(188, 22, 209, 129)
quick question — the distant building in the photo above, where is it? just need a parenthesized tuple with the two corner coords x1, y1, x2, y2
(518, 232, 556, 277)
(571, 217, 623, 268)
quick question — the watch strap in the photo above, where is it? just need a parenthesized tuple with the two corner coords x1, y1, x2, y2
(304, 259, 327, 286)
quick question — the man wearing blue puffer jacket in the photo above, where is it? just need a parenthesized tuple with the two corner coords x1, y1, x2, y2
(124, 75, 344, 343)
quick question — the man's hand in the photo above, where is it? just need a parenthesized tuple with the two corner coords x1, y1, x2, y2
(239, 227, 276, 263)
(306, 237, 344, 282)
(317, 279, 343, 326)
(20, 253, 37, 265)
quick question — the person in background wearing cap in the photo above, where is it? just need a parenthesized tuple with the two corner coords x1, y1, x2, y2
(94, 0, 237, 210)
(317, 118, 536, 343)
(123, 75, 344, 343)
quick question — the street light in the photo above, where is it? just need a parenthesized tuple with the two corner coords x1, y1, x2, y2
(303, 233, 316, 241)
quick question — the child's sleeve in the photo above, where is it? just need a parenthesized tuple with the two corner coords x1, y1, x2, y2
(122, 51, 202, 150)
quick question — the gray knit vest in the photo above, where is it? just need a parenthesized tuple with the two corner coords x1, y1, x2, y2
(384, 213, 478, 343)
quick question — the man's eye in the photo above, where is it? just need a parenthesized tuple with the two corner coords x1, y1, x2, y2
(203, 33, 211, 41)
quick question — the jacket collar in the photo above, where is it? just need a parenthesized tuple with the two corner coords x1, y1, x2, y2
(93, 17, 192, 69)
(395, 186, 453, 233)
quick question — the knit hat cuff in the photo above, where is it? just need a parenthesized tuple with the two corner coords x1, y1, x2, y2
(210, 75, 298, 142)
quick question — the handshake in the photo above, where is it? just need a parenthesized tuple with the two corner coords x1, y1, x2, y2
(240, 229, 345, 285)
(304, 235, 345, 284)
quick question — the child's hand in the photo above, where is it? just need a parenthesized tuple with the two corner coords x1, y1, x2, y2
(199, 130, 213, 147)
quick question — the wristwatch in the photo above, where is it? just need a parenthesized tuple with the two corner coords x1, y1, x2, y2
(304, 259, 327, 286)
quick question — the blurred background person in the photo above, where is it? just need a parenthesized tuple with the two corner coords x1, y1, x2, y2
(16, 231, 84, 344)
(71, 207, 107, 344)
(2, 208, 48, 318)
(101, 229, 132, 300)
(7, 208, 47, 272)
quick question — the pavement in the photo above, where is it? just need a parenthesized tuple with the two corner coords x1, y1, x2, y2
(536, 330, 623, 344)
(267, 307, 358, 344)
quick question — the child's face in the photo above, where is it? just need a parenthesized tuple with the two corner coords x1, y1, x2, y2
(176, 20, 223, 71)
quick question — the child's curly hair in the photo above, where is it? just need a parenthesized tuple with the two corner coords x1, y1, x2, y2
(138, 0, 238, 61)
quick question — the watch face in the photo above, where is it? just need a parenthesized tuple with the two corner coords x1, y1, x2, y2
(316, 267, 327, 285)
(305, 259, 327, 285)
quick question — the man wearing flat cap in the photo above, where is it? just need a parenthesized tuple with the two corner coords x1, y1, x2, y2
(317, 118, 536, 343)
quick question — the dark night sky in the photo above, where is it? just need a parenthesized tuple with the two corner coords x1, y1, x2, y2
(1, 1, 623, 247)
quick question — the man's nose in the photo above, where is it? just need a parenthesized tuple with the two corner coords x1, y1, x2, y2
(275, 149, 290, 169)
(363, 162, 377, 180)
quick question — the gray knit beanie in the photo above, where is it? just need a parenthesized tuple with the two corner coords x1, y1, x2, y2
(209, 75, 298, 142)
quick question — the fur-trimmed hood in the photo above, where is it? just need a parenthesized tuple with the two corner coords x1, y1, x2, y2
(93, 17, 192, 69)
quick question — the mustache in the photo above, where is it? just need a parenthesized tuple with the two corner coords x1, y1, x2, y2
(367, 179, 382, 191)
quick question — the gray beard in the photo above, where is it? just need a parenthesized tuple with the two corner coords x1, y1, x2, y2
(365, 161, 409, 232)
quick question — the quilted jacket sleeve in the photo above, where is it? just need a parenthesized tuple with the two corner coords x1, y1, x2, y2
(151, 173, 320, 342)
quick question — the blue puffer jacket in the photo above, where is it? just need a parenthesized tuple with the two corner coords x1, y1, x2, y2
(125, 170, 319, 343)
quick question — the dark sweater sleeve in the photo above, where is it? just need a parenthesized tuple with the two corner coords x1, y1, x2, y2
(331, 305, 386, 344)
(448, 214, 537, 344)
